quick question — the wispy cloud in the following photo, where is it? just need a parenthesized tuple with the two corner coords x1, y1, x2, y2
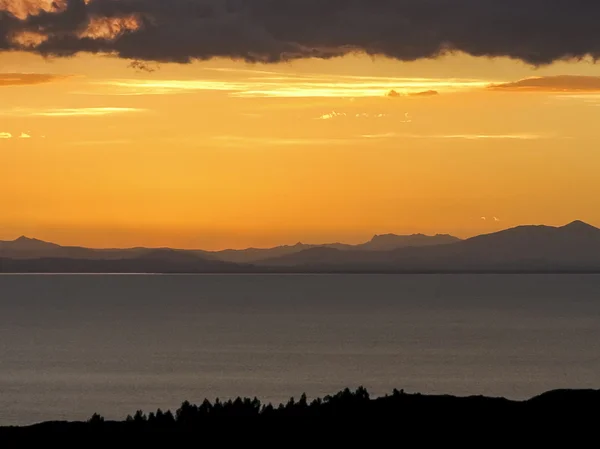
(316, 111, 394, 120)
(361, 132, 399, 139)
(426, 134, 545, 140)
(0, 107, 145, 117)
(87, 79, 236, 96)
(355, 113, 389, 118)
(69, 139, 132, 147)
(210, 135, 353, 147)
(0, 131, 36, 139)
(88, 72, 490, 99)
(205, 131, 548, 147)
(317, 111, 347, 120)
(0, 73, 71, 87)
(388, 89, 439, 98)
(34, 108, 144, 117)
(357, 132, 545, 140)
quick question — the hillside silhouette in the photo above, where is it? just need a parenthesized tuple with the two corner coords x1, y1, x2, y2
(1, 221, 600, 273)
(1, 387, 598, 437)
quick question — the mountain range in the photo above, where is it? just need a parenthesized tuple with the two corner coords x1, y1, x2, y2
(1, 221, 599, 273)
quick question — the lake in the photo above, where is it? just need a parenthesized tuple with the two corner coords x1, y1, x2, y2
(0, 274, 599, 425)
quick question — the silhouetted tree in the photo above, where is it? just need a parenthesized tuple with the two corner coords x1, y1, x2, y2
(163, 410, 175, 424)
(393, 388, 405, 397)
(356, 386, 370, 401)
(147, 412, 156, 425)
(88, 413, 104, 425)
(133, 410, 147, 423)
(261, 403, 275, 415)
(3, 386, 596, 436)
(176, 400, 198, 426)
(198, 399, 212, 416)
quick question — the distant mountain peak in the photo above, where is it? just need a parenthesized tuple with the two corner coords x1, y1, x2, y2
(5, 235, 60, 250)
(15, 235, 35, 242)
(13, 235, 58, 246)
(368, 233, 459, 242)
(562, 220, 598, 231)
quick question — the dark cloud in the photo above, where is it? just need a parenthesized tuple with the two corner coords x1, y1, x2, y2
(489, 75, 600, 92)
(128, 60, 159, 73)
(0, 73, 70, 86)
(2, 1, 600, 65)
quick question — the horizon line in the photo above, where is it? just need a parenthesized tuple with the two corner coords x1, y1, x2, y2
(0, 219, 595, 253)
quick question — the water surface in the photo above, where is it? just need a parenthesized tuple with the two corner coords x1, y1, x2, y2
(1, 274, 599, 425)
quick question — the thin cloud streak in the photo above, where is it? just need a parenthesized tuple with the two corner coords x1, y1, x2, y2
(35, 108, 144, 117)
(210, 135, 354, 147)
(0, 107, 145, 117)
(427, 134, 546, 140)
(69, 139, 132, 146)
(89, 74, 491, 99)
(0, 73, 71, 87)
(361, 133, 548, 140)
(0, 132, 12, 139)
(361, 132, 399, 139)
(209, 131, 544, 146)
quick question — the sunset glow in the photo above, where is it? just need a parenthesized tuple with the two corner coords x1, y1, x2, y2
(2, 1, 600, 250)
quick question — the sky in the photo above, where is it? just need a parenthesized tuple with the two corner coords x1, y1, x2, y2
(1, 0, 600, 250)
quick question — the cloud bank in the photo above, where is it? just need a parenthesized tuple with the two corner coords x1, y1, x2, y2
(1, 1, 599, 65)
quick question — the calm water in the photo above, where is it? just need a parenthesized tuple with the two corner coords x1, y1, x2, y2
(0, 274, 599, 425)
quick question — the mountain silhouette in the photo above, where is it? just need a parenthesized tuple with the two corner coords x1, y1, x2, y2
(0, 236, 60, 252)
(0, 236, 216, 261)
(0, 233, 460, 263)
(354, 233, 460, 251)
(258, 221, 600, 272)
(2, 221, 600, 273)
(214, 243, 320, 263)
(212, 234, 456, 263)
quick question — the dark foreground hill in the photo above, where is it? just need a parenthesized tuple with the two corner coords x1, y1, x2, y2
(1, 387, 598, 438)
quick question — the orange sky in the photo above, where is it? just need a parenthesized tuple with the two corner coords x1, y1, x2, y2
(1, 51, 600, 250)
